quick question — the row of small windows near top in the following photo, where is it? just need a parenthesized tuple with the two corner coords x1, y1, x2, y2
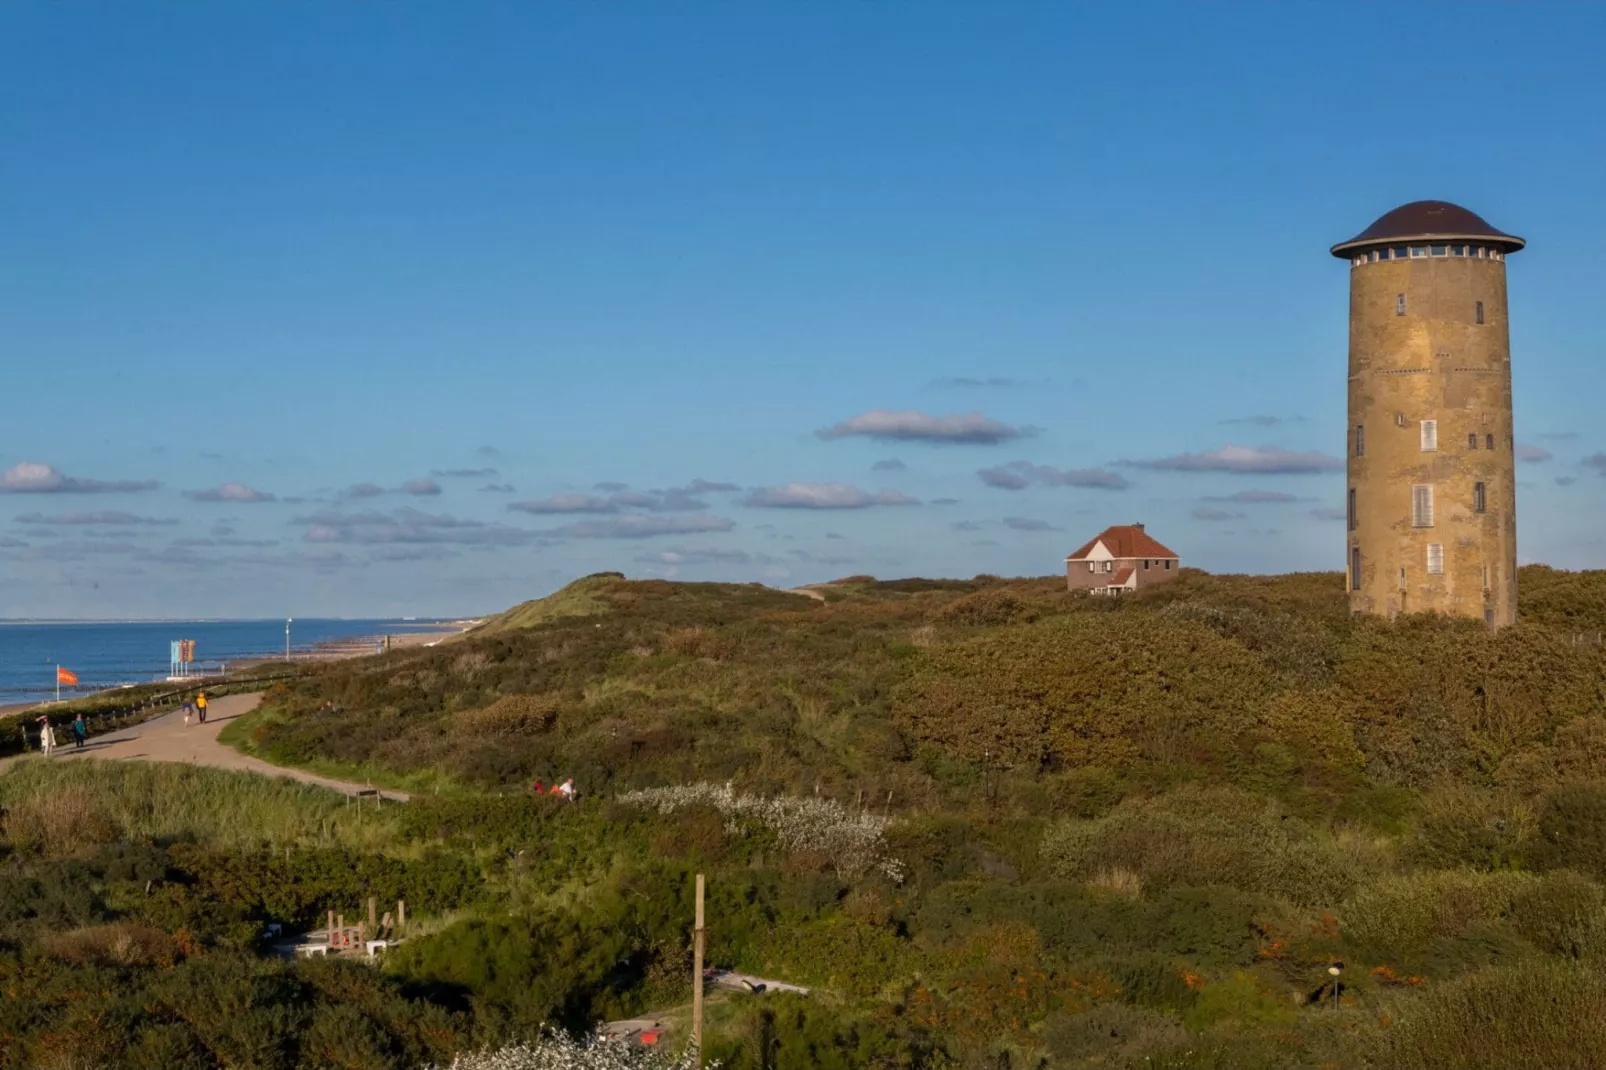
(1352, 244, 1507, 267)
(1353, 421, 1504, 457)
(1392, 294, 1485, 322)
(1085, 560, 1173, 573)
(1345, 482, 1487, 533)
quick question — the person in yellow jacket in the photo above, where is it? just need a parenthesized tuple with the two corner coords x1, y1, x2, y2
(195, 691, 209, 724)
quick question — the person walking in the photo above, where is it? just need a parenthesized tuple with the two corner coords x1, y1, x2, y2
(558, 778, 575, 802)
(195, 691, 209, 724)
(37, 716, 56, 758)
(72, 713, 87, 750)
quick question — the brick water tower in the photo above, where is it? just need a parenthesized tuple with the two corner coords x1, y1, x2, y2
(1331, 201, 1523, 628)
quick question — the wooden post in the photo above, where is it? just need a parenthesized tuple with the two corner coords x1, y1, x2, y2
(397, 900, 406, 935)
(327, 910, 335, 935)
(368, 896, 377, 931)
(692, 874, 705, 1060)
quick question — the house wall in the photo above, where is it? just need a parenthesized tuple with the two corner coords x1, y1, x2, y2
(1130, 558, 1181, 590)
(1347, 254, 1516, 627)
(1065, 556, 1181, 592)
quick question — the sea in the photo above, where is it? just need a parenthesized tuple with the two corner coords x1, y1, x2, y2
(0, 619, 445, 707)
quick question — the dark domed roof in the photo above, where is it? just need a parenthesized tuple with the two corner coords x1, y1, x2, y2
(1331, 200, 1524, 258)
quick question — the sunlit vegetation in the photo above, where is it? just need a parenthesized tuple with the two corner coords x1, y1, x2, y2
(3, 566, 1605, 1067)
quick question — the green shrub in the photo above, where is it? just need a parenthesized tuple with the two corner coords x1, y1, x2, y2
(1043, 787, 1371, 906)
(1366, 959, 1606, 1070)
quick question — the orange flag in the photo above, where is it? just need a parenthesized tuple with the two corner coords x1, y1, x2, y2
(56, 666, 79, 686)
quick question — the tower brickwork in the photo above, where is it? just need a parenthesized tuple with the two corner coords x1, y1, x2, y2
(1331, 201, 1523, 628)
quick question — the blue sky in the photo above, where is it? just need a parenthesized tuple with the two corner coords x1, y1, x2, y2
(2, 2, 1602, 618)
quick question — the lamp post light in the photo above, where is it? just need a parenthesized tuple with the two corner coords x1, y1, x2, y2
(1328, 961, 1344, 1011)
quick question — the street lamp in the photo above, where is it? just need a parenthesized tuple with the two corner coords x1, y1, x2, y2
(1328, 961, 1344, 1011)
(285, 618, 292, 661)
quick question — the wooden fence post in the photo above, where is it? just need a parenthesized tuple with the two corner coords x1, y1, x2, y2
(692, 874, 706, 1061)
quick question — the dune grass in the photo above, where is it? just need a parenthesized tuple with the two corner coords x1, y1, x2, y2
(0, 757, 404, 854)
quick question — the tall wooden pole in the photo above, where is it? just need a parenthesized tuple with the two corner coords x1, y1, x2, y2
(692, 873, 705, 1060)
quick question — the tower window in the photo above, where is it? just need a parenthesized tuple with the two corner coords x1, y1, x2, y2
(1350, 547, 1362, 591)
(1474, 482, 1486, 513)
(1476, 301, 1485, 325)
(1451, 244, 1466, 256)
(1347, 488, 1357, 532)
(1396, 293, 1407, 316)
(1469, 433, 1478, 450)
(1399, 567, 1407, 591)
(1410, 246, 1428, 258)
(1355, 424, 1365, 457)
(1482, 565, 1490, 590)
(1487, 433, 1496, 451)
(1420, 420, 1438, 452)
(1427, 544, 1445, 575)
(1431, 245, 1447, 257)
(1412, 485, 1435, 528)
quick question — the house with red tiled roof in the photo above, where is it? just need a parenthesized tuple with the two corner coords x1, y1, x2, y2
(1065, 523, 1180, 595)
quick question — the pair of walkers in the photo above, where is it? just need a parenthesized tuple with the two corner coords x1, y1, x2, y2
(184, 691, 210, 726)
(35, 714, 87, 756)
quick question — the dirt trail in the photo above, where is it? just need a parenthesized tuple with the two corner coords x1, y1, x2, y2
(20, 692, 410, 802)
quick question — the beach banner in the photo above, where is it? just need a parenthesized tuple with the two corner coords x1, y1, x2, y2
(56, 666, 78, 686)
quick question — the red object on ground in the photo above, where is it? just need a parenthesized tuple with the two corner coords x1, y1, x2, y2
(639, 1032, 659, 1046)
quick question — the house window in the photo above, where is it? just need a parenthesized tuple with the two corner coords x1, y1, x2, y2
(1103, 561, 1113, 573)
(1474, 482, 1486, 513)
(1350, 547, 1362, 591)
(1420, 420, 1438, 452)
(1412, 485, 1435, 528)
(1487, 433, 1496, 451)
(1087, 562, 1095, 573)
(1164, 560, 1172, 570)
(1476, 301, 1485, 325)
(1396, 293, 1407, 316)
(1143, 560, 1151, 570)
(1347, 488, 1357, 532)
(1427, 544, 1445, 575)
(1355, 424, 1365, 457)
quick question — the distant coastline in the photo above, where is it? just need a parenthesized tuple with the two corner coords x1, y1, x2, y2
(0, 617, 479, 714)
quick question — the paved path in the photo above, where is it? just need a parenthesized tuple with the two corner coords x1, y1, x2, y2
(24, 692, 410, 802)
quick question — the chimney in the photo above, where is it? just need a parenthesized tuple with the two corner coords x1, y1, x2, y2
(1134, 523, 1145, 531)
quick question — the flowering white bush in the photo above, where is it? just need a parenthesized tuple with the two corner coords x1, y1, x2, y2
(617, 781, 905, 882)
(427, 1031, 709, 1070)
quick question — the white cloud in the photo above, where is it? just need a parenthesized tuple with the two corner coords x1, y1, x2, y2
(816, 409, 1029, 445)
(1125, 445, 1343, 474)
(0, 461, 158, 494)
(15, 511, 176, 526)
(742, 483, 921, 509)
(1192, 507, 1246, 522)
(401, 477, 443, 496)
(1516, 444, 1553, 463)
(1201, 490, 1304, 504)
(509, 493, 620, 515)
(978, 460, 1129, 491)
(541, 514, 736, 539)
(635, 546, 755, 566)
(185, 482, 277, 503)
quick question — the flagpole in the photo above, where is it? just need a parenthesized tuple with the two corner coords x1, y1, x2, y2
(56, 665, 60, 703)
